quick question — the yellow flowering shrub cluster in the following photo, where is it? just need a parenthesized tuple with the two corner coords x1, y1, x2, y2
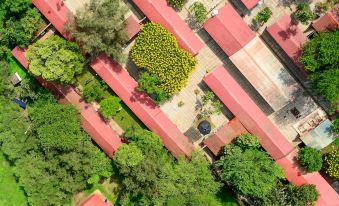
(324, 150, 339, 180)
(131, 23, 197, 95)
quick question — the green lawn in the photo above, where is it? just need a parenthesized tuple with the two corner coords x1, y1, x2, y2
(0, 152, 27, 206)
(6, 55, 28, 80)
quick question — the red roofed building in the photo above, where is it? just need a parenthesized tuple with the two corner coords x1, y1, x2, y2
(11, 47, 123, 157)
(204, 66, 339, 206)
(266, 15, 308, 71)
(313, 6, 339, 32)
(125, 15, 141, 39)
(204, 5, 300, 111)
(90, 54, 194, 159)
(203, 5, 255, 56)
(131, 0, 204, 55)
(203, 118, 247, 156)
(241, 0, 259, 10)
(79, 193, 109, 206)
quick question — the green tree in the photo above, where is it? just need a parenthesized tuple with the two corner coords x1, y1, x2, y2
(189, 2, 208, 24)
(256, 7, 272, 24)
(67, 0, 128, 63)
(298, 147, 322, 172)
(26, 35, 84, 84)
(332, 116, 339, 133)
(216, 145, 284, 199)
(323, 150, 339, 180)
(138, 72, 169, 103)
(99, 96, 122, 119)
(167, 0, 187, 11)
(295, 3, 315, 24)
(234, 133, 260, 150)
(83, 80, 107, 102)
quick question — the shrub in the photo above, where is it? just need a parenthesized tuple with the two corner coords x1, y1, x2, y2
(26, 35, 84, 84)
(298, 147, 322, 172)
(255, 7, 272, 24)
(323, 150, 339, 180)
(331, 116, 339, 133)
(295, 3, 315, 24)
(99, 96, 122, 119)
(131, 23, 196, 97)
(83, 81, 107, 102)
(235, 133, 260, 150)
(167, 0, 187, 11)
(189, 2, 208, 24)
(137, 72, 170, 103)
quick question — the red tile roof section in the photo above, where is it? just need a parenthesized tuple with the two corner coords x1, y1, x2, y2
(125, 15, 141, 39)
(79, 193, 109, 206)
(267, 15, 307, 69)
(203, 118, 247, 156)
(204, 66, 339, 206)
(313, 7, 339, 32)
(204, 66, 294, 160)
(32, 0, 70, 38)
(90, 54, 194, 159)
(132, 0, 204, 55)
(241, 0, 259, 10)
(11, 47, 123, 157)
(203, 4, 255, 56)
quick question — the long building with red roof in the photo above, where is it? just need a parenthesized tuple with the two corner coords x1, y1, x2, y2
(266, 15, 308, 72)
(90, 54, 194, 158)
(203, 66, 339, 206)
(79, 193, 109, 206)
(11, 47, 123, 157)
(203, 4, 300, 112)
(131, 0, 204, 55)
(313, 6, 339, 32)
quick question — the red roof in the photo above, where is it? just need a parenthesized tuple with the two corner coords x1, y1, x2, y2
(204, 66, 294, 160)
(276, 150, 339, 206)
(11, 47, 123, 157)
(79, 193, 109, 206)
(125, 15, 141, 39)
(204, 66, 339, 206)
(32, 0, 70, 38)
(132, 0, 204, 55)
(267, 15, 307, 69)
(313, 7, 339, 32)
(241, 0, 259, 10)
(90, 54, 194, 159)
(204, 118, 247, 156)
(203, 4, 255, 56)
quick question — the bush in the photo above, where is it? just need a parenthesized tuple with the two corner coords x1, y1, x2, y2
(26, 35, 84, 84)
(255, 7, 272, 24)
(189, 2, 208, 24)
(167, 0, 187, 11)
(83, 81, 107, 102)
(131, 23, 196, 97)
(298, 147, 322, 172)
(99, 96, 122, 119)
(332, 116, 339, 133)
(234, 133, 260, 150)
(138, 72, 170, 103)
(323, 150, 339, 180)
(295, 3, 315, 24)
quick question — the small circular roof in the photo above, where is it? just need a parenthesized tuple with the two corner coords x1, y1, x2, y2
(198, 120, 211, 135)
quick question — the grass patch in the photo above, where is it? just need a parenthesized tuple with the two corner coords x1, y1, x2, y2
(6, 55, 28, 80)
(321, 140, 339, 155)
(0, 152, 27, 206)
(84, 177, 121, 204)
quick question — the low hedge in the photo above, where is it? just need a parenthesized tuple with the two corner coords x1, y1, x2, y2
(131, 23, 196, 96)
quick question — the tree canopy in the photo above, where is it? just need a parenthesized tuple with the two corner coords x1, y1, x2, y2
(67, 0, 128, 63)
(0, 97, 112, 206)
(300, 30, 339, 107)
(26, 35, 84, 84)
(298, 147, 322, 172)
(114, 128, 222, 205)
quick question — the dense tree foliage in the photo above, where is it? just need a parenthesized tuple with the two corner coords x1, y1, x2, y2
(83, 80, 107, 102)
(332, 116, 339, 133)
(298, 147, 322, 172)
(0, 96, 112, 206)
(256, 7, 272, 24)
(131, 23, 197, 98)
(26, 35, 84, 84)
(167, 0, 187, 10)
(323, 150, 339, 180)
(300, 30, 339, 107)
(0, 0, 42, 56)
(295, 3, 315, 24)
(114, 128, 221, 205)
(67, 0, 128, 63)
(234, 133, 260, 150)
(216, 135, 284, 199)
(138, 72, 170, 103)
(99, 96, 122, 119)
(189, 2, 208, 24)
